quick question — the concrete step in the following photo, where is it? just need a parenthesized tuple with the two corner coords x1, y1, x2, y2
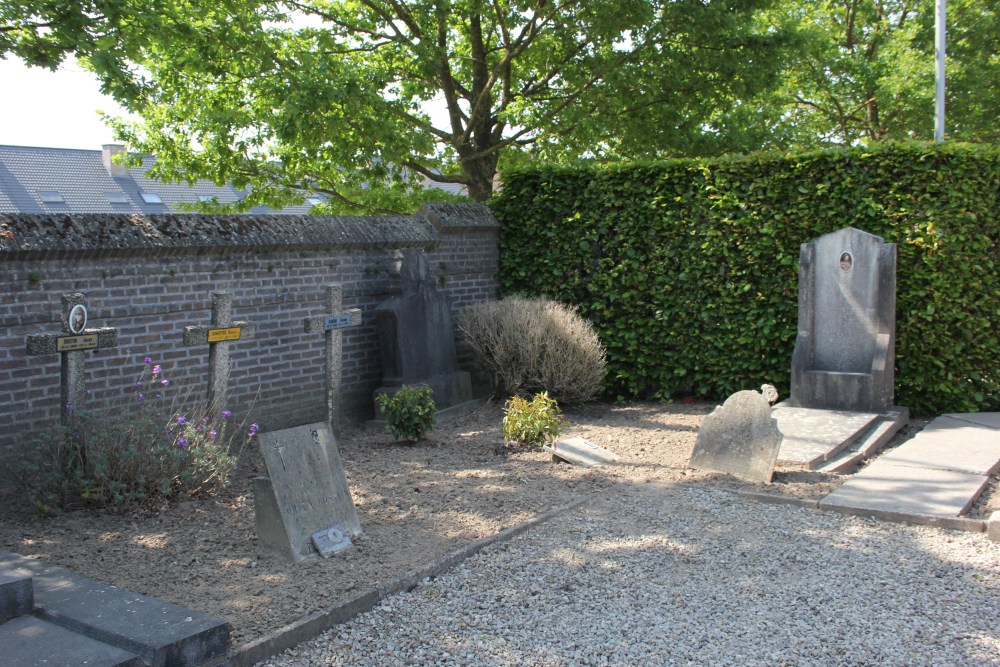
(0, 573, 33, 622)
(816, 407, 910, 473)
(0, 550, 230, 667)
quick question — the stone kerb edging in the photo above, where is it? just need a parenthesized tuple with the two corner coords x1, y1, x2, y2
(227, 496, 587, 667)
(0, 204, 498, 259)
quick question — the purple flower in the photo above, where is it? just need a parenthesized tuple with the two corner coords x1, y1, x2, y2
(222, 410, 232, 420)
(177, 415, 187, 426)
(137, 393, 145, 402)
(152, 365, 162, 375)
(247, 423, 260, 438)
(176, 437, 188, 449)
(160, 379, 170, 387)
(201, 416, 209, 425)
(209, 430, 218, 440)
(134, 381, 142, 390)
(144, 356, 152, 365)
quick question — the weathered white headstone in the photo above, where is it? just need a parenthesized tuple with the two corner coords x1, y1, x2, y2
(253, 423, 361, 562)
(544, 437, 619, 467)
(689, 389, 782, 483)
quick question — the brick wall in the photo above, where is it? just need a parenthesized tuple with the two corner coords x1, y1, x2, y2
(0, 203, 499, 452)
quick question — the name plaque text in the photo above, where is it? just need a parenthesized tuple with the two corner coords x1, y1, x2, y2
(207, 327, 242, 343)
(57, 334, 98, 352)
(323, 314, 354, 331)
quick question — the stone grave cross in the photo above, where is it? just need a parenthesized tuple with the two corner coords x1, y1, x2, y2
(182, 291, 257, 414)
(25, 293, 118, 425)
(304, 284, 362, 432)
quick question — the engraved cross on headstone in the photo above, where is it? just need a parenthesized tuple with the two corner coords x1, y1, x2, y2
(25, 293, 118, 425)
(304, 284, 362, 433)
(182, 291, 257, 415)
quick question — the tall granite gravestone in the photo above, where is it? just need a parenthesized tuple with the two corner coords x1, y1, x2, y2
(253, 423, 361, 562)
(689, 386, 783, 483)
(373, 248, 472, 411)
(787, 227, 897, 413)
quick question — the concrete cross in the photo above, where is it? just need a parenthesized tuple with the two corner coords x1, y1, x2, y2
(304, 284, 362, 433)
(25, 293, 118, 425)
(182, 291, 257, 415)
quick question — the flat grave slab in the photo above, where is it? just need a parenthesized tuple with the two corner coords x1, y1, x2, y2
(0, 573, 33, 621)
(876, 415, 1000, 476)
(773, 406, 878, 469)
(820, 462, 990, 519)
(0, 616, 145, 667)
(0, 550, 230, 667)
(942, 412, 1000, 430)
(544, 437, 619, 467)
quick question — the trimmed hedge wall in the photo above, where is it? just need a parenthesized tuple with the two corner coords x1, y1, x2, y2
(492, 143, 999, 416)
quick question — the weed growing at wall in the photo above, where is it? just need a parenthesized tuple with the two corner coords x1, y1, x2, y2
(493, 142, 1000, 415)
(4, 357, 258, 513)
(502, 392, 566, 447)
(376, 384, 436, 442)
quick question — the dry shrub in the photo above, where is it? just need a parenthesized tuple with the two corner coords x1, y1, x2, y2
(457, 296, 606, 403)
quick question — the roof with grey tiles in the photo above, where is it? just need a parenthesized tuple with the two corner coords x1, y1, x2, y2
(0, 145, 316, 215)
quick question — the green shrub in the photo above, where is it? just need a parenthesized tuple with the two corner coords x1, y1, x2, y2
(502, 392, 567, 447)
(376, 384, 436, 442)
(457, 296, 607, 404)
(3, 357, 257, 512)
(493, 142, 1000, 415)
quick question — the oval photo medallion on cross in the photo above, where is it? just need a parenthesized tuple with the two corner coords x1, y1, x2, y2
(68, 304, 88, 334)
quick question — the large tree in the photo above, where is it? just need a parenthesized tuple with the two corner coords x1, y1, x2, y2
(4, 0, 789, 212)
(766, 0, 999, 147)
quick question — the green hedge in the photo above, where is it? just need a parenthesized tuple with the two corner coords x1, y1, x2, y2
(492, 143, 999, 416)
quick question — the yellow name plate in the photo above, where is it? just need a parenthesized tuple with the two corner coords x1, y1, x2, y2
(57, 334, 98, 352)
(207, 327, 242, 343)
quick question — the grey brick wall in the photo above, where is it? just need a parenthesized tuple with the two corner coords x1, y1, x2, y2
(0, 204, 499, 451)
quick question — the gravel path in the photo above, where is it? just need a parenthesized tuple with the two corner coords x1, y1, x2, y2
(257, 483, 1000, 666)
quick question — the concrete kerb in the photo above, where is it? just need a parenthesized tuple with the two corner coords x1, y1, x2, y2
(228, 496, 589, 667)
(737, 489, 987, 533)
(988, 511, 1000, 543)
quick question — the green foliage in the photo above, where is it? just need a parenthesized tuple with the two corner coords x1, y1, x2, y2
(376, 385, 436, 443)
(762, 0, 1000, 146)
(8, 0, 789, 210)
(2, 358, 257, 512)
(457, 296, 607, 404)
(493, 142, 1000, 416)
(502, 393, 567, 448)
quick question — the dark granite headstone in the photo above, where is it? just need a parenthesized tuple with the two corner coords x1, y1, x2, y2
(689, 389, 782, 483)
(788, 227, 897, 413)
(253, 423, 361, 562)
(373, 248, 472, 411)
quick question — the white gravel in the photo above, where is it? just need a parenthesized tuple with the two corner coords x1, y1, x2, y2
(256, 483, 1000, 666)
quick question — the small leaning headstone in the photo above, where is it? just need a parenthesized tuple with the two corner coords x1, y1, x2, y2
(689, 387, 782, 483)
(253, 422, 361, 562)
(544, 437, 619, 467)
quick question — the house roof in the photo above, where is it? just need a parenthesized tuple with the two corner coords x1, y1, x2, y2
(0, 144, 317, 215)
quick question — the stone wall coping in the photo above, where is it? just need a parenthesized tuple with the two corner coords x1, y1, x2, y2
(0, 204, 498, 259)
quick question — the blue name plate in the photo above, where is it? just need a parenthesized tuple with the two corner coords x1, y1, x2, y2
(323, 314, 355, 330)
